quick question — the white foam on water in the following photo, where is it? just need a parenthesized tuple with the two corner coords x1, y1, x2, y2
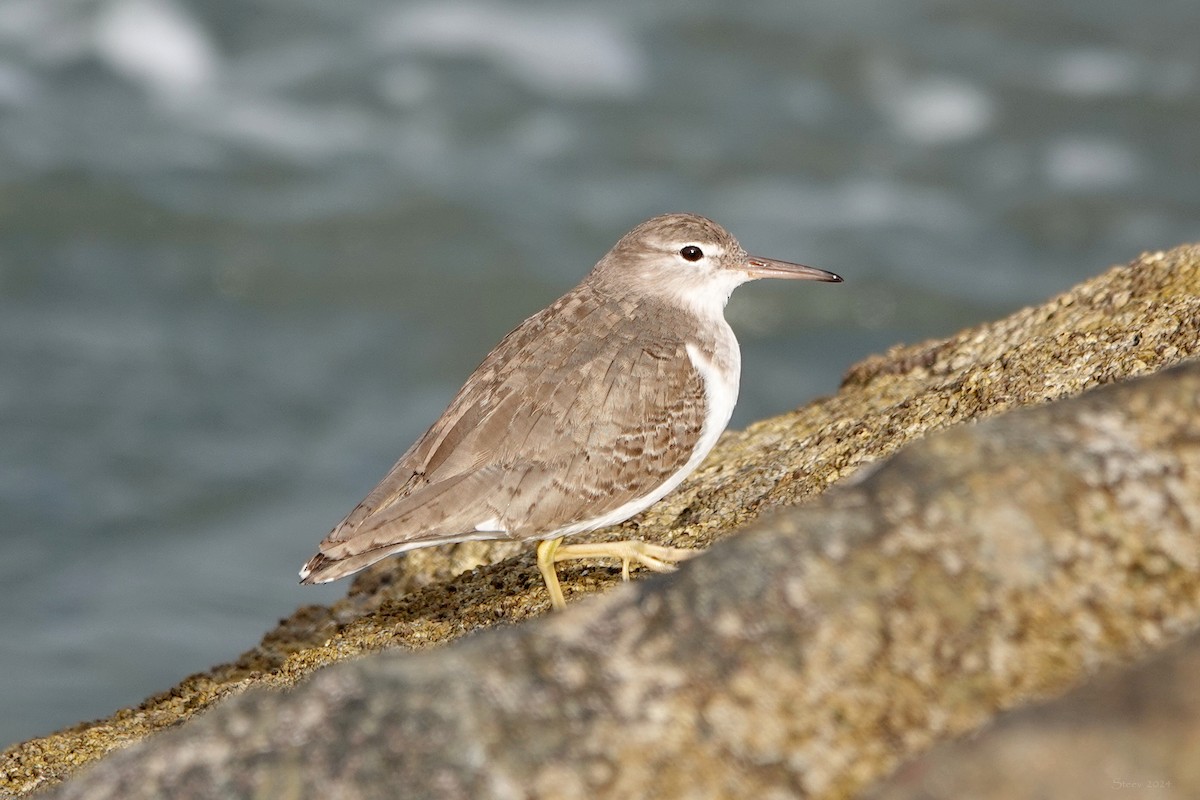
(93, 0, 219, 97)
(376, 1, 646, 99)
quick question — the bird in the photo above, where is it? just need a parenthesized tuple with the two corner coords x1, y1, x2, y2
(300, 213, 842, 609)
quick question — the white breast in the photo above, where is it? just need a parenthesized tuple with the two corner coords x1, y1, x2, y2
(685, 339, 740, 456)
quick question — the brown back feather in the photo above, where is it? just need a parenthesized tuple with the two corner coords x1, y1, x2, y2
(316, 283, 718, 564)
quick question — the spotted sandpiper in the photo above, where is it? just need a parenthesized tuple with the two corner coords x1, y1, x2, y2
(300, 213, 841, 609)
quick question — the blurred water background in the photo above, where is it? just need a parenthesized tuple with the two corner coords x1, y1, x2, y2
(1, 0, 1198, 748)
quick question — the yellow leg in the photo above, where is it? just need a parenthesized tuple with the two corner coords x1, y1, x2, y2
(536, 537, 567, 610)
(551, 540, 698, 581)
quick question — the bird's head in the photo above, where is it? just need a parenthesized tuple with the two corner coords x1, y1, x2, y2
(589, 213, 841, 315)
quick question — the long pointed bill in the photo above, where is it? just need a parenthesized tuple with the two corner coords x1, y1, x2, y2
(743, 256, 843, 282)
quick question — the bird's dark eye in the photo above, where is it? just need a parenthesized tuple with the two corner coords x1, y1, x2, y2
(680, 245, 704, 262)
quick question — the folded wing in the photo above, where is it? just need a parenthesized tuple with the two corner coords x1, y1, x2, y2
(301, 289, 708, 584)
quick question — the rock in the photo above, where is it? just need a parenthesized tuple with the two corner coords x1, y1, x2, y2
(870, 629, 1200, 799)
(2, 243, 1199, 796)
(38, 359, 1200, 799)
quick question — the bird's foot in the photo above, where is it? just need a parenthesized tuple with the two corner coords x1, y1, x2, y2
(536, 537, 700, 611)
(551, 539, 699, 581)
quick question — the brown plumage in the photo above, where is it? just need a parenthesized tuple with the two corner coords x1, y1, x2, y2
(300, 213, 841, 608)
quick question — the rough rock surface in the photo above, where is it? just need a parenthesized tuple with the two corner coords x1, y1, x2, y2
(39, 359, 1200, 799)
(2, 244, 1199, 796)
(870, 629, 1200, 800)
